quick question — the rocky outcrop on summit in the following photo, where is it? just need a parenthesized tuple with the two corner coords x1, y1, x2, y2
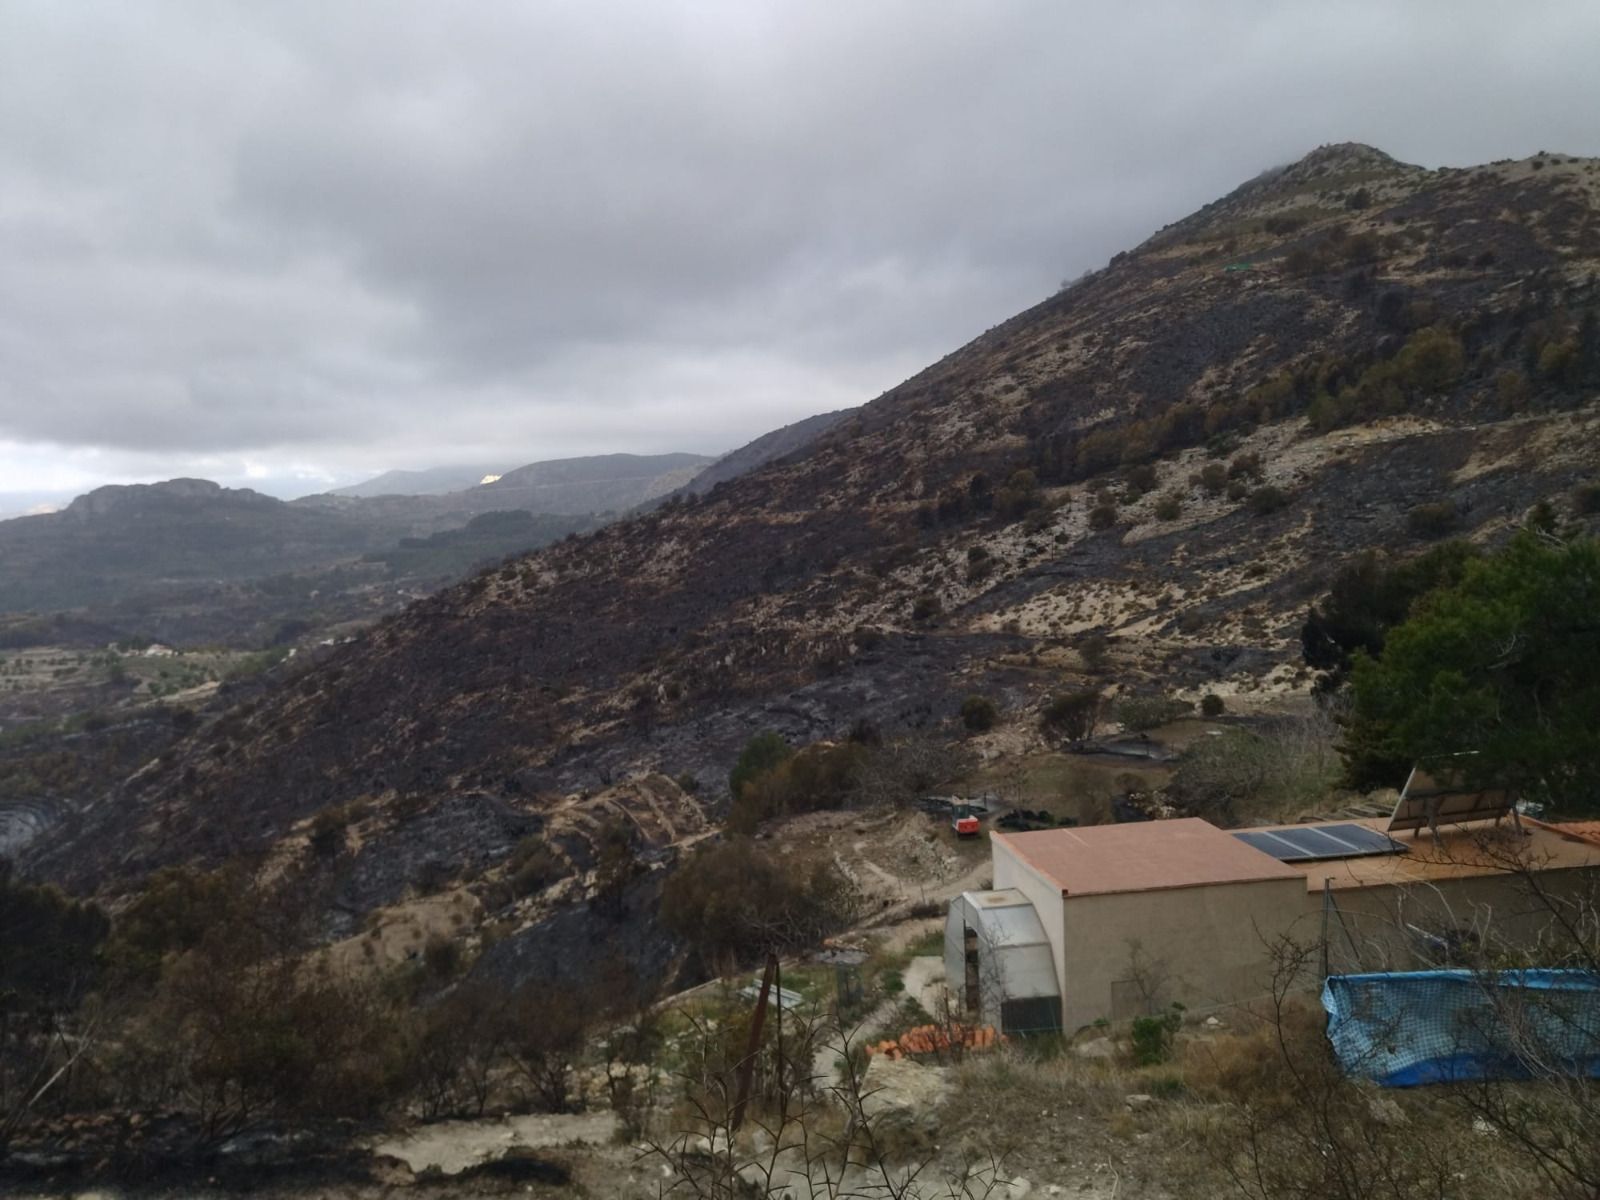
(61, 478, 276, 519)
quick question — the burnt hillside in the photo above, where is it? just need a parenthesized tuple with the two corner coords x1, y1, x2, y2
(29, 144, 1600, 896)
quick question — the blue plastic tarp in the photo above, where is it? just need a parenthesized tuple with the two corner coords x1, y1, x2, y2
(1322, 969, 1600, 1087)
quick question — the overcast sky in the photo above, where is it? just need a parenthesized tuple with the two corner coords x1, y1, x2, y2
(3, 1, 1598, 506)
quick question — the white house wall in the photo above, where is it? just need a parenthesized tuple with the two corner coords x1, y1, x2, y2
(1056, 877, 1310, 1031)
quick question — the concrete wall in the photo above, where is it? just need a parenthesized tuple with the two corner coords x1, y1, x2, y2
(1321, 869, 1598, 974)
(992, 838, 1067, 998)
(1055, 877, 1310, 1031)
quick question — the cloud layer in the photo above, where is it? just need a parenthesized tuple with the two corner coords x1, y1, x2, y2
(4, 1, 1599, 496)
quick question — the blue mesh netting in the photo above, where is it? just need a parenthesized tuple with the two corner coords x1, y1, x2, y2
(1322, 970, 1600, 1087)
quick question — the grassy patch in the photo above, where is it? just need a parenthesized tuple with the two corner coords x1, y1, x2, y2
(904, 928, 946, 958)
(962, 753, 1171, 823)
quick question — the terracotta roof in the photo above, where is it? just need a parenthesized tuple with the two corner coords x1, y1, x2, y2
(1551, 821, 1600, 847)
(993, 819, 1303, 898)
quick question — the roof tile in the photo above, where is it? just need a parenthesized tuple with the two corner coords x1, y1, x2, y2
(995, 818, 1302, 897)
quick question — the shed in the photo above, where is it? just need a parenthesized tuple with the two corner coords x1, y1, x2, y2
(944, 889, 1061, 1034)
(990, 820, 1309, 1030)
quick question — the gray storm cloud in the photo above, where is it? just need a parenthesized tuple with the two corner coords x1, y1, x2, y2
(2, 0, 1598, 495)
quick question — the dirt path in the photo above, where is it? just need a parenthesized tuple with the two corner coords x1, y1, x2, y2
(369, 1110, 618, 1175)
(862, 852, 991, 943)
(808, 955, 948, 1089)
(902, 954, 945, 1014)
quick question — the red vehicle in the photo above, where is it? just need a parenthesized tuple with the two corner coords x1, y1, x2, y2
(952, 814, 981, 838)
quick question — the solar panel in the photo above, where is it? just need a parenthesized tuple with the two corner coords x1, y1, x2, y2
(1232, 823, 1406, 862)
(1234, 830, 1313, 860)
(1387, 762, 1515, 834)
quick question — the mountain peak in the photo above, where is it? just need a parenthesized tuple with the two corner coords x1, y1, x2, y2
(1289, 142, 1400, 173)
(63, 478, 273, 519)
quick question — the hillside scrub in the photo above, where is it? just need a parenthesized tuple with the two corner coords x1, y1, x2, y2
(727, 731, 792, 803)
(729, 731, 973, 830)
(101, 863, 253, 988)
(1115, 695, 1192, 732)
(1306, 324, 1467, 431)
(1040, 690, 1102, 745)
(507, 836, 566, 896)
(727, 740, 869, 833)
(1247, 485, 1290, 516)
(0, 861, 109, 1006)
(992, 468, 1042, 518)
(1573, 480, 1600, 515)
(960, 694, 999, 732)
(1, 861, 649, 1152)
(1406, 500, 1461, 539)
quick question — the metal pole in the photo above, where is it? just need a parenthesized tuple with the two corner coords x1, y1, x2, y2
(730, 952, 778, 1133)
(775, 955, 786, 1127)
(1321, 879, 1331, 979)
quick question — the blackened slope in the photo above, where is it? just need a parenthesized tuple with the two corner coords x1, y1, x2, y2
(34, 147, 1600, 893)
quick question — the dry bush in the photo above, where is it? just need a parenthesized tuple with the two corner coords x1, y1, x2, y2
(506, 982, 594, 1114)
(110, 942, 411, 1136)
(1406, 501, 1460, 540)
(660, 839, 862, 967)
(507, 836, 564, 896)
(852, 733, 971, 808)
(1168, 710, 1341, 824)
(1040, 690, 1102, 745)
(940, 1047, 1129, 1163)
(1180, 998, 1327, 1111)
(643, 1005, 1008, 1199)
(960, 694, 998, 732)
(405, 979, 511, 1119)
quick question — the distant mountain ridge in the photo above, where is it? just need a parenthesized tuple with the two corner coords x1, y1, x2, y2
(676, 409, 856, 499)
(0, 475, 594, 636)
(313, 451, 714, 515)
(330, 464, 512, 499)
(0, 449, 767, 641)
(0, 479, 395, 614)
(480, 452, 713, 513)
(61, 477, 278, 519)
